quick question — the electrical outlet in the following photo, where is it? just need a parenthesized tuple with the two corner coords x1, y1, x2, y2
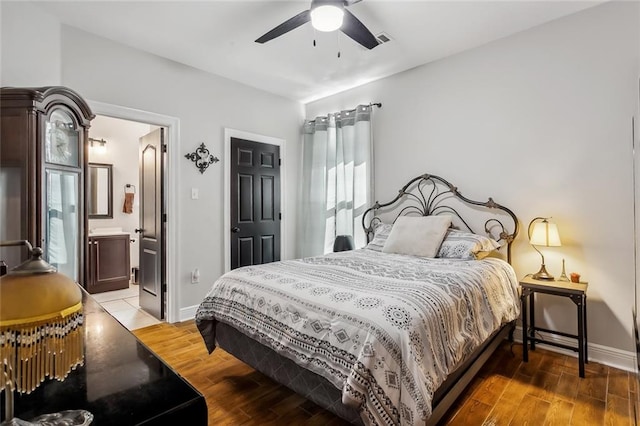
(191, 268, 200, 284)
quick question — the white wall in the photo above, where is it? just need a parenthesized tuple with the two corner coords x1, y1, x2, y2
(307, 2, 640, 358)
(61, 26, 304, 309)
(88, 115, 151, 270)
(0, 2, 61, 86)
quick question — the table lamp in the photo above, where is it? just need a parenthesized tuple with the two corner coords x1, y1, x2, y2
(528, 217, 562, 281)
(0, 240, 91, 424)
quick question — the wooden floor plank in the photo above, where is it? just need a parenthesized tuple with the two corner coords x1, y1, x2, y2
(578, 374, 608, 401)
(609, 371, 631, 400)
(483, 400, 518, 426)
(605, 394, 631, 426)
(528, 370, 560, 402)
(538, 353, 567, 376)
(133, 321, 634, 426)
(555, 371, 581, 402)
(572, 394, 606, 425)
(472, 374, 510, 406)
(510, 395, 551, 425)
(447, 398, 493, 425)
(543, 399, 574, 426)
(517, 349, 544, 377)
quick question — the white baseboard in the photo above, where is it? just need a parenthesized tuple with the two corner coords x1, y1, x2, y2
(179, 305, 199, 322)
(514, 326, 636, 373)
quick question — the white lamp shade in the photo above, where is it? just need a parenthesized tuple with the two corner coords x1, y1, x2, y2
(310, 5, 344, 32)
(529, 221, 562, 247)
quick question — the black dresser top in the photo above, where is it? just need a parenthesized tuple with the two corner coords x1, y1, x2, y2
(9, 289, 207, 425)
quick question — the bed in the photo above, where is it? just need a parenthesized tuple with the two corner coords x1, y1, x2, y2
(196, 173, 520, 425)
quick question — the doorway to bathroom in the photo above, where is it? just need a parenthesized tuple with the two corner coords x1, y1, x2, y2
(87, 101, 180, 328)
(87, 115, 166, 329)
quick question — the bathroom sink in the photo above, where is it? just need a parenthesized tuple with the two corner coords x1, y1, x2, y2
(89, 227, 129, 236)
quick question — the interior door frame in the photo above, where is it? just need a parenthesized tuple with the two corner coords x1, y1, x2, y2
(224, 128, 286, 273)
(88, 100, 180, 323)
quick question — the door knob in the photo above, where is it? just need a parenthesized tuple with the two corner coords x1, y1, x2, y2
(231, 227, 240, 233)
(135, 228, 144, 234)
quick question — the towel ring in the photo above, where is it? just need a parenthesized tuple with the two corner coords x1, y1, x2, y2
(124, 184, 136, 194)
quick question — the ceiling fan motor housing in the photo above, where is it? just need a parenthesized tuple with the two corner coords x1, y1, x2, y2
(310, 0, 347, 10)
(310, 0, 346, 32)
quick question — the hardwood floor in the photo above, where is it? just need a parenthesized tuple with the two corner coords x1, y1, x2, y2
(134, 321, 635, 425)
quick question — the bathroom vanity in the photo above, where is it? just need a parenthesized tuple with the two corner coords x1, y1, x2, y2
(87, 229, 130, 293)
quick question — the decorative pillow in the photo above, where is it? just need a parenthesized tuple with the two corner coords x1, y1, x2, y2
(437, 229, 501, 260)
(382, 216, 452, 258)
(364, 222, 393, 252)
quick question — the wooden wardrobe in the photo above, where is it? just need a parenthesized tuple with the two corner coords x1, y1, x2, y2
(0, 86, 94, 285)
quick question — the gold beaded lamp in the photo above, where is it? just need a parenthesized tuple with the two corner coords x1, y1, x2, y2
(0, 241, 86, 422)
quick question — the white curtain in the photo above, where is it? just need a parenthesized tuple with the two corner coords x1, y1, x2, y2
(299, 104, 373, 257)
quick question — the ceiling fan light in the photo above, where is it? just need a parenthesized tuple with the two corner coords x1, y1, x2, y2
(310, 5, 344, 32)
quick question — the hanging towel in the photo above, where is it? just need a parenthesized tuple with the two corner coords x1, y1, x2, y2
(123, 193, 134, 214)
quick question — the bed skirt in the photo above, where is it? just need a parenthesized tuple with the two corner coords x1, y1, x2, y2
(213, 320, 515, 425)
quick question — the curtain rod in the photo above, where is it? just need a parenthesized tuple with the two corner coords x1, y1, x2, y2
(347, 102, 382, 112)
(307, 102, 382, 124)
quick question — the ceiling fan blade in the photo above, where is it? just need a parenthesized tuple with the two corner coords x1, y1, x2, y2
(345, 0, 364, 5)
(340, 9, 378, 50)
(255, 10, 311, 44)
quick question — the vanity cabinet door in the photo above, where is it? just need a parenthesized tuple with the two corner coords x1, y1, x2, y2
(88, 235, 130, 294)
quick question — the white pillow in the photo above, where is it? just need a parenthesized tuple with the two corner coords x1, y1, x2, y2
(382, 215, 452, 258)
(437, 229, 502, 260)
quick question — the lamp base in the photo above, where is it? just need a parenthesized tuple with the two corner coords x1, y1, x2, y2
(532, 264, 555, 281)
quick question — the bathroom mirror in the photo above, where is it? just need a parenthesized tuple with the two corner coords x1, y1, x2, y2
(88, 163, 113, 219)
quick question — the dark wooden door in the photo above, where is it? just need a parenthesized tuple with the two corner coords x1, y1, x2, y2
(139, 128, 165, 319)
(230, 137, 280, 270)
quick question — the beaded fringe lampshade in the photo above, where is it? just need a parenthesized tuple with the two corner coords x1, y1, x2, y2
(0, 241, 85, 421)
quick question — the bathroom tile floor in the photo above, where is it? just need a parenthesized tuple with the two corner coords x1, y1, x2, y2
(91, 284, 162, 330)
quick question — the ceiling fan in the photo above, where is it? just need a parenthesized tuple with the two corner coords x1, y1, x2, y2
(255, 0, 379, 50)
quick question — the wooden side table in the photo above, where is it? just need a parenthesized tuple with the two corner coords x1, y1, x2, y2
(520, 274, 588, 377)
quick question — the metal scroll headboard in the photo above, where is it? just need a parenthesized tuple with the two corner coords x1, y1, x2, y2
(361, 173, 520, 263)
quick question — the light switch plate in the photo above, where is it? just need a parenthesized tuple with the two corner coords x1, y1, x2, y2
(191, 188, 199, 200)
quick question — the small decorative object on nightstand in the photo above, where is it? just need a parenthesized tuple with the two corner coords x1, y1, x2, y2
(558, 259, 570, 282)
(333, 235, 355, 252)
(520, 274, 588, 377)
(528, 217, 562, 280)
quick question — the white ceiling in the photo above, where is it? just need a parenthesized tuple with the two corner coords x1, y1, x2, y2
(35, 0, 602, 103)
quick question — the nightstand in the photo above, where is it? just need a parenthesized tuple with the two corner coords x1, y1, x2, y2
(520, 274, 588, 377)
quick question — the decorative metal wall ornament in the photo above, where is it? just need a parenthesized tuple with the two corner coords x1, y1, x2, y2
(185, 143, 219, 174)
